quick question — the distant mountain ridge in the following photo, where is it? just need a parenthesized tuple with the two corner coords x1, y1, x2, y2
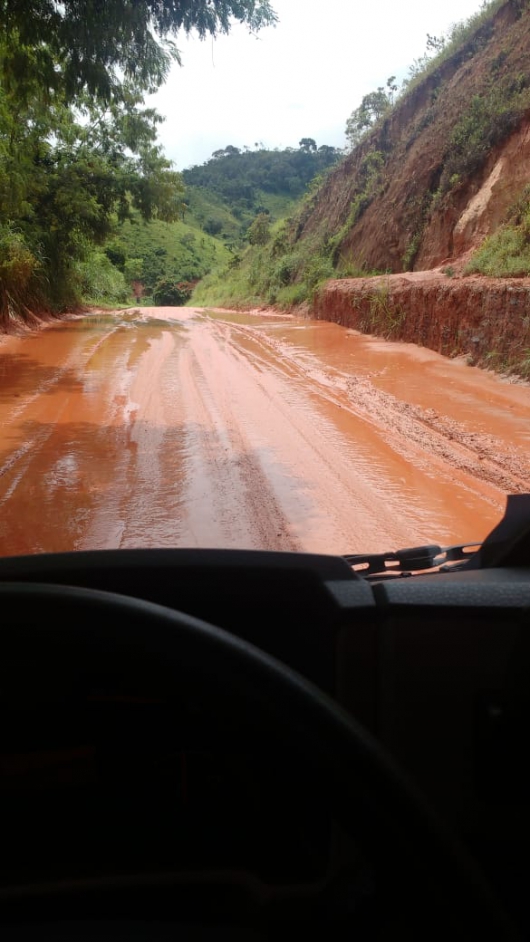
(182, 142, 341, 243)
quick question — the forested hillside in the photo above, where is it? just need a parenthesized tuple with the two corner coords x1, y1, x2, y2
(182, 142, 340, 241)
(105, 214, 229, 304)
(105, 141, 341, 304)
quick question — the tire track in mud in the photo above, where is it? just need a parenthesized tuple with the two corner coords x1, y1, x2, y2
(0, 313, 164, 555)
(0, 325, 123, 498)
(344, 376, 530, 497)
(223, 320, 530, 502)
(178, 322, 300, 552)
(193, 318, 448, 551)
(2, 306, 528, 558)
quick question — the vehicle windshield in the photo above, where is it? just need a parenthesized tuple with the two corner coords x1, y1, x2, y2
(1, 0, 529, 560)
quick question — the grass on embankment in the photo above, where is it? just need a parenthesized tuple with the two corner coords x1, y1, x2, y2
(191, 209, 378, 311)
(464, 184, 530, 278)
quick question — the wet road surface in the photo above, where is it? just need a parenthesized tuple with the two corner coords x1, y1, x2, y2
(1, 306, 530, 558)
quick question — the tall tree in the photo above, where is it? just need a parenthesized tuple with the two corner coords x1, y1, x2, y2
(345, 86, 392, 150)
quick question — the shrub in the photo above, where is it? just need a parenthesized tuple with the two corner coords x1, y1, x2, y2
(74, 251, 129, 303)
(465, 227, 530, 277)
(153, 279, 193, 305)
(441, 79, 530, 193)
(402, 233, 421, 271)
(0, 225, 43, 324)
(247, 213, 271, 246)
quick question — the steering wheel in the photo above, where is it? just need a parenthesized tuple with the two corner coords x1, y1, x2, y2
(0, 583, 521, 939)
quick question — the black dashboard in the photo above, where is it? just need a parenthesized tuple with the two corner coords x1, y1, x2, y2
(1, 513, 530, 936)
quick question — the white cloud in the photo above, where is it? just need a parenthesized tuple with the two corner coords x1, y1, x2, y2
(149, 0, 486, 170)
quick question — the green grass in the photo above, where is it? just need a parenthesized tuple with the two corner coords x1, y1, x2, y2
(256, 191, 295, 220)
(111, 215, 230, 294)
(182, 186, 244, 242)
(191, 192, 383, 311)
(466, 226, 530, 277)
(183, 185, 296, 245)
(191, 267, 262, 309)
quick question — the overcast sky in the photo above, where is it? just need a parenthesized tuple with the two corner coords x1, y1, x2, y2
(149, 0, 485, 171)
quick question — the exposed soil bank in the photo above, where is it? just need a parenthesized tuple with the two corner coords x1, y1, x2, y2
(313, 269, 530, 378)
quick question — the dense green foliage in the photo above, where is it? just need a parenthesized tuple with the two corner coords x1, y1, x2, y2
(107, 215, 229, 301)
(104, 142, 337, 303)
(182, 186, 247, 243)
(0, 1, 276, 324)
(183, 184, 294, 245)
(0, 52, 183, 323)
(74, 251, 129, 304)
(153, 278, 193, 305)
(192, 203, 380, 310)
(108, 143, 336, 300)
(192, 146, 386, 309)
(182, 143, 341, 241)
(184, 143, 340, 200)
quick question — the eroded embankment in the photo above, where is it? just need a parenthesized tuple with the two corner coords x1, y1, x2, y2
(313, 271, 530, 378)
(0, 307, 84, 340)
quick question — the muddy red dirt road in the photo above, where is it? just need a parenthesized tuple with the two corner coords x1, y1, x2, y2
(1, 306, 530, 558)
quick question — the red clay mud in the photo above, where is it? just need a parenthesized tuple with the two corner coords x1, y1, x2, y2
(1, 306, 529, 558)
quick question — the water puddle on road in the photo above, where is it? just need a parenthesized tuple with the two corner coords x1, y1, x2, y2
(1, 306, 529, 557)
(203, 309, 530, 546)
(265, 319, 530, 450)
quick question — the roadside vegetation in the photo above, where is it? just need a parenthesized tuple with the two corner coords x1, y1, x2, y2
(466, 187, 530, 276)
(105, 214, 230, 305)
(193, 211, 378, 310)
(0, 0, 275, 328)
(0, 72, 184, 327)
(4, 0, 530, 333)
(193, 134, 394, 308)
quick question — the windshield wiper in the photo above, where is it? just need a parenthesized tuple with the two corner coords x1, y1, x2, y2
(343, 542, 481, 579)
(344, 494, 530, 579)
